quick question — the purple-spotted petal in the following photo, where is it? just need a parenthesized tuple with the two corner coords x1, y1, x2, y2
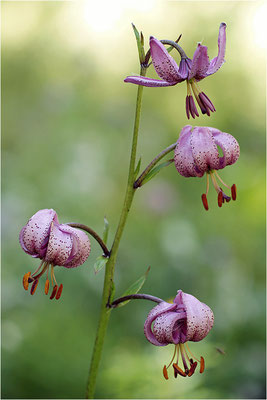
(188, 45, 210, 81)
(19, 209, 58, 259)
(153, 311, 187, 345)
(150, 36, 185, 83)
(45, 223, 73, 266)
(59, 225, 91, 268)
(211, 128, 240, 169)
(174, 125, 204, 177)
(144, 301, 177, 346)
(124, 76, 177, 87)
(190, 127, 220, 172)
(180, 292, 214, 342)
(207, 23, 226, 76)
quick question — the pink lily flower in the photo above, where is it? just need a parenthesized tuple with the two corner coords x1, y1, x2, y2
(144, 290, 214, 379)
(174, 125, 240, 210)
(125, 23, 226, 119)
(19, 209, 91, 299)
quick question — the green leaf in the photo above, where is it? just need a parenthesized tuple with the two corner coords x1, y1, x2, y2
(131, 23, 145, 64)
(103, 216, 109, 244)
(118, 266, 151, 307)
(134, 157, 142, 180)
(141, 160, 173, 186)
(94, 256, 108, 274)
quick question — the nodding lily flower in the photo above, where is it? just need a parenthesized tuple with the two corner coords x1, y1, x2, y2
(19, 209, 91, 300)
(144, 290, 214, 379)
(125, 23, 226, 119)
(174, 125, 240, 210)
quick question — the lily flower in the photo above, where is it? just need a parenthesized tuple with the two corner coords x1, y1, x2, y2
(19, 209, 91, 300)
(174, 125, 240, 210)
(144, 290, 214, 379)
(125, 23, 226, 119)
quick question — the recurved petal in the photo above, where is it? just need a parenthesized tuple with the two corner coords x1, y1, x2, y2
(153, 311, 187, 345)
(58, 225, 91, 268)
(19, 209, 58, 259)
(210, 128, 240, 169)
(124, 76, 177, 87)
(174, 125, 204, 177)
(188, 45, 209, 81)
(150, 36, 185, 83)
(190, 127, 220, 172)
(144, 301, 177, 346)
(45, 223, 73, 266)
(207, 23, 226, 76)
(181, 292, 214, 342)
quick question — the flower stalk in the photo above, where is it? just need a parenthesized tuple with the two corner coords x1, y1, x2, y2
(86, 66, 146, 399)
(109, 293, 164, 308)
(67, 223, 110, 257)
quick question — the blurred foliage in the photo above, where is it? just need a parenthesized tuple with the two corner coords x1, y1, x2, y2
(2, 1, 265, 399)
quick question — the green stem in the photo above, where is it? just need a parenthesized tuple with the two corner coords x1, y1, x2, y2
(86, 66, 146, 399)
(134, 142, 176, 188)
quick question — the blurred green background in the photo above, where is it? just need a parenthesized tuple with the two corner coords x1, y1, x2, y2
(2, 1, 266, 399)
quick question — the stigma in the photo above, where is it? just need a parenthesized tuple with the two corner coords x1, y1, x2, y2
(22, 261, 63, 300)
(201, 170, 237, 211)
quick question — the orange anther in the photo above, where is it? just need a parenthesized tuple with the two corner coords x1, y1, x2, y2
(30, 279, 39, 295)
(55, 283, 63, 300)
(231, 184, 237, 201)
(173, 363, 187, 377)
(200, 356, 205, 373)
(23, 272, 31, 291)
(201, 194, 209, 211)
(218, 191, 223, 207)
(50, 284, 58, 300)
(44, 279, 50, 295)
(163, 365, 169, 380)
(187, 361, 198, 377)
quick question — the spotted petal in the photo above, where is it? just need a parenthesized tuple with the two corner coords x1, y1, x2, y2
(190, 126, 220, 172)
(150, 36, 186, 83)
(210, 128, 240, 169)
(124, 76, 177, 87)
(207, 23, 226, 76)
(153, 311, 187, 345)
(174, 125, 204, 177)
(19, 209, 58, 259)
(180, 292, 214, 342)
(144, 301, 177, 346)
(188, 44, 210, 81)
(59, 225, 91, 268)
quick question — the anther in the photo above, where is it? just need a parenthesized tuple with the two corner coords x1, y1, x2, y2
(231, 184, 237, 201)
(44, 279, 50, 295)
(50, 284, 58, 300)
(30, 279, 39, 295)
(55, 283, 63, 300)
(22, 272, 31, 290)
(173, 363, 187, 377)
(218, 191, 223, 207)
(187, 361, 198, 377)
(201, 194, 209, 211)
(200, 356, 205, 373)
(163, 365, 169, 380)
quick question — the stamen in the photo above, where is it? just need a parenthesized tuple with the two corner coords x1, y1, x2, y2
(30, 279, 39, 295)
(210, 172, 220, 194)
(187, 361, 198, 377)
(214, 171, 230, 189)
(231, 184, 237, 200)
(55, 283, 63, 300)
(163, 365, 169, 380)
(201, 194, 209, 211)
(218, 191, 223, 207)
(50, 284, 58, 300)
(185, 343, 201, 363)
(186, 96, 190, 119)
(31, 260, 44, 277)
(206, 173, 210, 196)
(200, 356, 205, 373)
(22, 272, 31, 290)
(51, 265, 58, 286)
(44, 279, 50, 295)
(173, 363, 187, 377)
(166, 345, 177, 369)
(32, 262, 49, 280)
